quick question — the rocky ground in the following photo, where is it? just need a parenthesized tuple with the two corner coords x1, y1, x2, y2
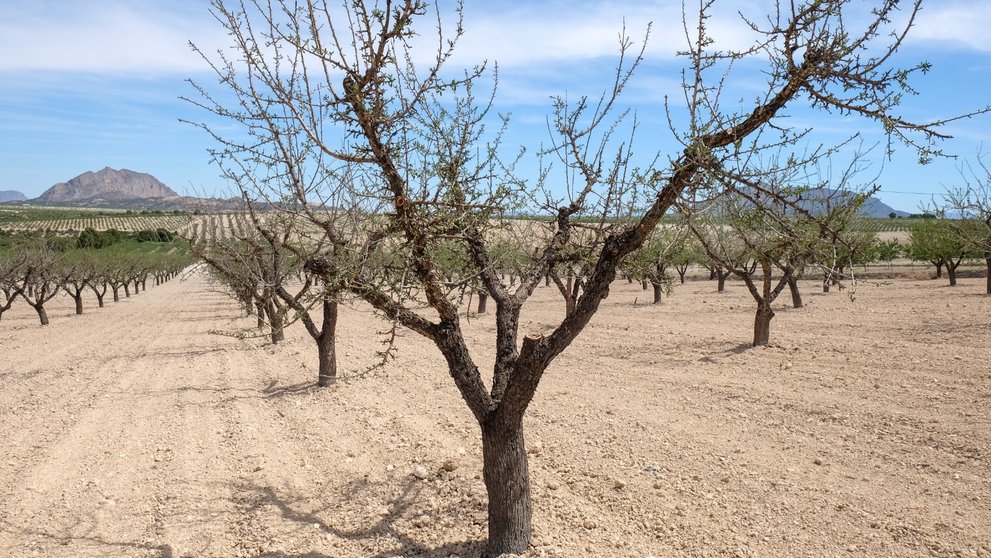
(0, 268, 988, 557)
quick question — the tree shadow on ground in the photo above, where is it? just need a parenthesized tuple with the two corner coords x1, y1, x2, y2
(262, 379, 318, 399)
(0, 518, 176, 557)
(236, 478, 486, 558)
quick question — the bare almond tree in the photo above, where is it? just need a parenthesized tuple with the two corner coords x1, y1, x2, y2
(187, 1, 984, 554)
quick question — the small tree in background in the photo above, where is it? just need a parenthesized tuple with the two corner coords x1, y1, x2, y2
(945, 154, 991, 295)
(907, 218, 980, 286)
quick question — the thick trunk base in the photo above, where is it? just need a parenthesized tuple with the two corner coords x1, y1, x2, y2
(481, 419, 532, 558)
(317, 336, 337, 387)
(36, 306, 49, 326)
(788, 277, 803, 308)
(753, 307, 773, 347)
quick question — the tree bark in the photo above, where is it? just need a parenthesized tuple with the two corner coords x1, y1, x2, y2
(753, 305, 773, 347)
(267, 303, 285, 343)
(947, 262, 959, 287)
(652, 282, 663, 304)
(35, 305, 49, 326)
(112, 287, 120, 302)
(96, 292, 104, 307)
(985, 255, 991, 296)
(822, 272, 830, 293)
(124, 284, 130, 297)
(477, 292, 488, 314)
(717, 270, 728, 293)
(73, 295, 83, 315)
(317, 300, 338, 387)
(788, 275, 803, 308)
(481, 416, 531, 558)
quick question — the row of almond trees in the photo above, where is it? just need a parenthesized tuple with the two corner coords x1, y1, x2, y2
(0, 236, 192, 325)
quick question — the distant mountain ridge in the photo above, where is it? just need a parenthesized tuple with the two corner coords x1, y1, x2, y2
(35, 167, 179, 205)
(0, 190, 27, 202)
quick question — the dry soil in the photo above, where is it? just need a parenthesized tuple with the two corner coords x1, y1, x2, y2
(0, 269, 988, 557)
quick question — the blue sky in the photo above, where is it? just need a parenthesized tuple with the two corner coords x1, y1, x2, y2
(1, 0, 989, 212)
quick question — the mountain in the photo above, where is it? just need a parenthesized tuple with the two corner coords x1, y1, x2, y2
(34, 167, 180, 205)
(858, 196, 909, 218)
(0, 190, 27, 202)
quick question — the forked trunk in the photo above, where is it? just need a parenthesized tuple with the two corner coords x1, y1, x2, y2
(934, 261, 943, 279)
(96, 292, 104, 307)
(477, 292, 488, 314)
(481, 417, 531, 558)
(788, 276, 803, 308)
(316, 300, 338, 387)
(753, 305, 773, 347)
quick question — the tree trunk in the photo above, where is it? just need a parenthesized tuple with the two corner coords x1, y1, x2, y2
(268, 305, 285, 344)
(652, 282, 662, 304)
(948, 265, 958, 287)
(788, 276, 803, 308)
(73, 295, 83, 315)
(640, 279, 648, 290)
(822, 272, 830, 293)
(753, 305, 774, 347)
(316, 300, 338, 387)
(35, 305, 49, 326)
(113, 287, 120, 302)
(986, 256, 991, 296)
(477, 292, 488, 314)
(124, 284, 131, 297)
(96, 292, 105, 308)
(481, 417, 531, 558)
(717, 271, 727, 293)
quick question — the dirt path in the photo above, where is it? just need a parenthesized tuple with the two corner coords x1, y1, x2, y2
(1, 272, 988, 557)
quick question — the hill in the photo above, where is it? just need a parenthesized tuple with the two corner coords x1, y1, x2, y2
(34, 167, 179, 206)
(0, 190, 27, 202)
(20, 167, 243, 211)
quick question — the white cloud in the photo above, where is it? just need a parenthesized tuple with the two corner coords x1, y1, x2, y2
(0, 0, 223, 73)
(910, 1, 991, 51)
(444, 1, 763, 68)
